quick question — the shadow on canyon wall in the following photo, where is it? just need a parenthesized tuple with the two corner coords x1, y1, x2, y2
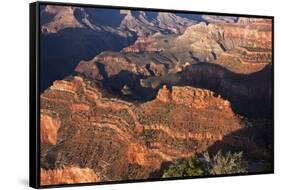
(180, 63, 273, 118)
(40, 28, 136, 92)
(95, 62, 273, 119)
(94, 62, 273, 178)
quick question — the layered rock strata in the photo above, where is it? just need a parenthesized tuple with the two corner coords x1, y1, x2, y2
(40, 76, 252, 184)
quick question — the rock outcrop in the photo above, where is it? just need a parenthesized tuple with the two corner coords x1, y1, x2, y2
(122, 35, 164, 53)
(177, 19, 272, 62)
(119, 10, 196, 36)
(40, 167, 100, 185)
(202, 15, 238, 24)
(40, 112, 61, 145)
(41, 5, 198, 36)
(41, 6, 83, 33)
(75, 52, 150, 80)
(222, 20, 272, 50)
(215, 46, 272, 74)
(157, 85, 231, 110)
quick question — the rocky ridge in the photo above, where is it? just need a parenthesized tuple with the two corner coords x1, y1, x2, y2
(156, 85, 231, 110)
(41, 5, 197, 36)
(215, 46, 272, 73)
(76, 17, 272, 86)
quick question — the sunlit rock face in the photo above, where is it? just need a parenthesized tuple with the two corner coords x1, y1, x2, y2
(40, 77, 250, 183)
(157, 85, 231, 110)
(40, 113, 61, 145)
(40, 167, 100, 185)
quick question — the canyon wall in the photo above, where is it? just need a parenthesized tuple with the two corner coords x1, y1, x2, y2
(40, 76, 254, 184)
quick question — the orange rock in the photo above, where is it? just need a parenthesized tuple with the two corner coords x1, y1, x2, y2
(40, 77, 248, 182)
(40, 114, 61, 145)
(157, 85, 232, 110)
(127, 143, 147, 165)
(156, 85, 171, 103)
(71, 103, 90, 112)
(50, 80, 76, 93)
(40, 166, 100, 185)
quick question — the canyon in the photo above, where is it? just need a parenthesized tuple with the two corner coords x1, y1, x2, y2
(39, 5, 273, 186)
(39, 5, 201, 92)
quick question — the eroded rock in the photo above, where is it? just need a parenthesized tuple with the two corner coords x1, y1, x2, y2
(40, 76, 249, 183)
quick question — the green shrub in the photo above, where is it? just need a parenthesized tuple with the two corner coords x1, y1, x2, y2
(163, 156, 204, 178)
(162, 150, 248, 178)
(203, 151, 247, 175)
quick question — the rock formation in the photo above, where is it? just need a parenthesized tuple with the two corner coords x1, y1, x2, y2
(40, 76, 253, 184)
(202, 15, 238, 24)
(40, 112, 61, 145)
(41, 6, 83, 33)
(156, 85, 231, 110)
(41, 5, 198, 36)
(215, 46, 272, 74)
(122, 35, 164, 53)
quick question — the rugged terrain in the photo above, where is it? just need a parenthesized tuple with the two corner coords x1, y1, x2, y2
(40, 5, 199, 91)
(40, 76, 257, 185)
(40, 5, 273, 186)
(75, 18, 272, 118)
